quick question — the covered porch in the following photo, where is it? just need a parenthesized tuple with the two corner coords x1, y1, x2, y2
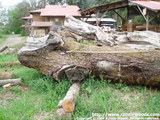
(81, 0, 160, 32)
(31, 21, 52, 37)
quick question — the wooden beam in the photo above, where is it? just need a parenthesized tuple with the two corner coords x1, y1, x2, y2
(96, 11, 100, 26)
(149, 14, 158, 22)
(146, 15, 149, 31)
(136, 5, 150, 31)
(137, 5, 147, 21)
(81, 0, 128, 16)
(113, 10, 126, 21)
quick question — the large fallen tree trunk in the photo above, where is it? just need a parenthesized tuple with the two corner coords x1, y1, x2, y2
(18, 33, 160, 87)
(18, 16, 160, 87)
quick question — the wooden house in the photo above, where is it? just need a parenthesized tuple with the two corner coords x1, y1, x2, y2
(22, 15, 33, 36)
(28, 5, 81, 37)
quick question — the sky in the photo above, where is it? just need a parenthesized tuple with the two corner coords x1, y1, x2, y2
(0, 0, 22, 8)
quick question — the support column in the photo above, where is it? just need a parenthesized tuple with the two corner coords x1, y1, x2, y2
(146, 15, 149, 31)
(127, 20, 133, 32)
(96, 11, 100, 26)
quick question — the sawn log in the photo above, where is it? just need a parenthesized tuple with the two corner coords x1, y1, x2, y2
(18, 32, 160, 87)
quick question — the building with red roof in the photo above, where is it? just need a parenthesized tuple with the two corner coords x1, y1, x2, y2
(22, 15, 33, 36)
(23, 5, 81, 37)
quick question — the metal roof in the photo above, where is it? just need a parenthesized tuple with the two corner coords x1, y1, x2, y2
(130, 0, 160, 12)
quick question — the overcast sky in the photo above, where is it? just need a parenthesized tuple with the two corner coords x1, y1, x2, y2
(0, 0, 22, 8)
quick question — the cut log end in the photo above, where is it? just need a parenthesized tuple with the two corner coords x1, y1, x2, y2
(56, 82, 80, 117)
(62, 99, 75, 112)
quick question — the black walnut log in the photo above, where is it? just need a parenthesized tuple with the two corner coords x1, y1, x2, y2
(18, 16, 160, 87)
(18, 33, 160, 86)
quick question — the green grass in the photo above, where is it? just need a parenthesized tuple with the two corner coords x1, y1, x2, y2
(0, 52, 160, 120)
(80, 40, 93, 45)
(0, 35, 8, 44)
(0, 53, 18, 62)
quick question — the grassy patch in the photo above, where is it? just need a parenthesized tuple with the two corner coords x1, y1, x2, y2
(0, 90, 43, 120)
(0, 35, 8, 44)
(80, 40, 93, 45)
(0, 50, 159, 120)
(0, 53, 18, 62)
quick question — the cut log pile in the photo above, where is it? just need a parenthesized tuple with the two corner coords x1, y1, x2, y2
(65, 16, 160, 50)
(18, 16, 160, 118)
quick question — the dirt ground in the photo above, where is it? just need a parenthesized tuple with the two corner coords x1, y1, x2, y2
(0, 35, 26, 48)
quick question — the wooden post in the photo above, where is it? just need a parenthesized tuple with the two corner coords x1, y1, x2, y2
(114, 11, 118, 28)
(127, 6, 130, 21)
(146, 15, 149, 31)
(127, 20, 133, 32)
(122, 20, 128, 31)
(96, 11, 100, 26)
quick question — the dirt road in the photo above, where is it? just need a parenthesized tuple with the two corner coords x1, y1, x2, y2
(0, 35, 26, 48)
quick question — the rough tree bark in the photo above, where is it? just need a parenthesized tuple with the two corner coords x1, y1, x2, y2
(18, 33, 160, 87)
(0, 61, 21, 66)
(18, 16, 160, 87)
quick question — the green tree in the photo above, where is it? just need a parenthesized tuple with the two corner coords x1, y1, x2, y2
(5, 1, 32, 34)
(0, 2, 7, 25)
